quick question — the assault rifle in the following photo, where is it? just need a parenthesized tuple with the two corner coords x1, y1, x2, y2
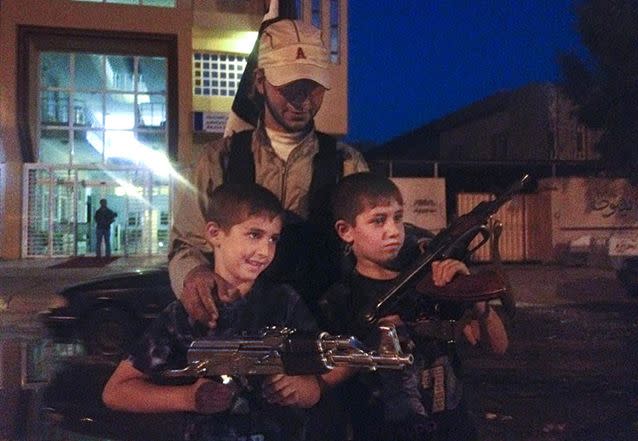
(359, 174, 530, 327)
(163, 325, 413, 379)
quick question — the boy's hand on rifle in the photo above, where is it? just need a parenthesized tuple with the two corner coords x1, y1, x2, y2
(262, 374, 321, 408)
(463, 302, 509, 354)
(191, 378, 238, 414)
(431, 259, 470, 287)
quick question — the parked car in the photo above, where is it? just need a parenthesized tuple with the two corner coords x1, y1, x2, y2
(38, 267, 185, 439)
(40, 267, 174, 357)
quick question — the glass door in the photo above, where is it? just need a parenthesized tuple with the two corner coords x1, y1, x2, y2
(23, 165, 172, 257)
(78, 170, 125, 257)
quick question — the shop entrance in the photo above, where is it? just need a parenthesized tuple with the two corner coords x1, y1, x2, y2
(22, 165, 171, 257)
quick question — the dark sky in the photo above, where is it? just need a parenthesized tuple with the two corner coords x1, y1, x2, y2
(345, 1, 585, 146)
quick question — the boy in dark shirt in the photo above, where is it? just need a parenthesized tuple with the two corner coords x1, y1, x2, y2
(319, 172, 509, 441)
(103, 183, 322, 441)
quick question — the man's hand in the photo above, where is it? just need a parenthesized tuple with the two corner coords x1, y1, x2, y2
(431, 259, 470, 287)
(191, 378, 238, 414)
(262, 374, 321, 408)
(182, 265, 219, 327)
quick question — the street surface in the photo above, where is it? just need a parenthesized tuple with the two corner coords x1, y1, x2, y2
(463, 302, 638, 441)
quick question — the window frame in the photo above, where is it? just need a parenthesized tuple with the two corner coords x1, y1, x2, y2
(329, 0, 341, 64)
(311, 0, 322, 28)
(17, 26, 178, 163)
(192, 51, 248, 98)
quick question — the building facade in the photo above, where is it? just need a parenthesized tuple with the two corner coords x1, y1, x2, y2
(370, 83, 602, 163)
(0, 0, 348, 259)
(365, 83, 607, 264)
(437, 83, 601, 162)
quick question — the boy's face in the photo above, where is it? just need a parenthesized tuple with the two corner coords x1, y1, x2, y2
(206, 214, 282, 292)
(336, 199, 405, 276)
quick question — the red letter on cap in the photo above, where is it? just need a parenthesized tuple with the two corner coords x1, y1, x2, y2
(296, 47, 307, 60)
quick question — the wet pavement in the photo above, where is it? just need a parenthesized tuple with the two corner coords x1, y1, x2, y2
(1, 258, 638, 440)
(463, 302, 638, 441)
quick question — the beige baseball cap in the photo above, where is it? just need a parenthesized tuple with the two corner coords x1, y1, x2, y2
(258, 19, 331, 89)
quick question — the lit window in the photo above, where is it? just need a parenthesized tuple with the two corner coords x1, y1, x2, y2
(72, 0, 176, 6)
(193, 52, 247, 97)
(39, 52, 168, 167)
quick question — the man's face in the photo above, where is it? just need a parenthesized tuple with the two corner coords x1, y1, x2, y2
(256, 71, 326, 133)
(336, 199, 405, 278)
(207, 214, 282, 292)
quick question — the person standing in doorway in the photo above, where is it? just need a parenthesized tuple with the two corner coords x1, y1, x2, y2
(94, 198, 117, 258)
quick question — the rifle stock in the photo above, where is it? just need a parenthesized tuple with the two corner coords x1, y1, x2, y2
(414, 270, 508, 303)
(358, 174, 530, 326)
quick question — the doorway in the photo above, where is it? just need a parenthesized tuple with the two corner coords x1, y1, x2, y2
(23, 165, 171, 257)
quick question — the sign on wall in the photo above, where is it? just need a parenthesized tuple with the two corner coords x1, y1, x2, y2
(390, 177, 447, 233)
(556, 178, 638, 228)
(193, 112, 229, 133)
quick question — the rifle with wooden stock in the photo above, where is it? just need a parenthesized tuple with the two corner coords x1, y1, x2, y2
(358, 174, 530, 328)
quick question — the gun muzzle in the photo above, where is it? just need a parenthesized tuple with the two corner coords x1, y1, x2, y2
(329, 352, 414, 370)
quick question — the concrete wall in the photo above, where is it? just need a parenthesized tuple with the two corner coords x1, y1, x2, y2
(540, 177, 638, 265)
(391, 177, 447, 233)
(414, 178, 638, 266)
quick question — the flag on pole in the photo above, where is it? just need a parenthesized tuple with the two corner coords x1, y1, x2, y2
(223, 0, 298, 137)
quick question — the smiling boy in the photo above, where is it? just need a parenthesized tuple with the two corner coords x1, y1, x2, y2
(103, 183, 322, 441)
